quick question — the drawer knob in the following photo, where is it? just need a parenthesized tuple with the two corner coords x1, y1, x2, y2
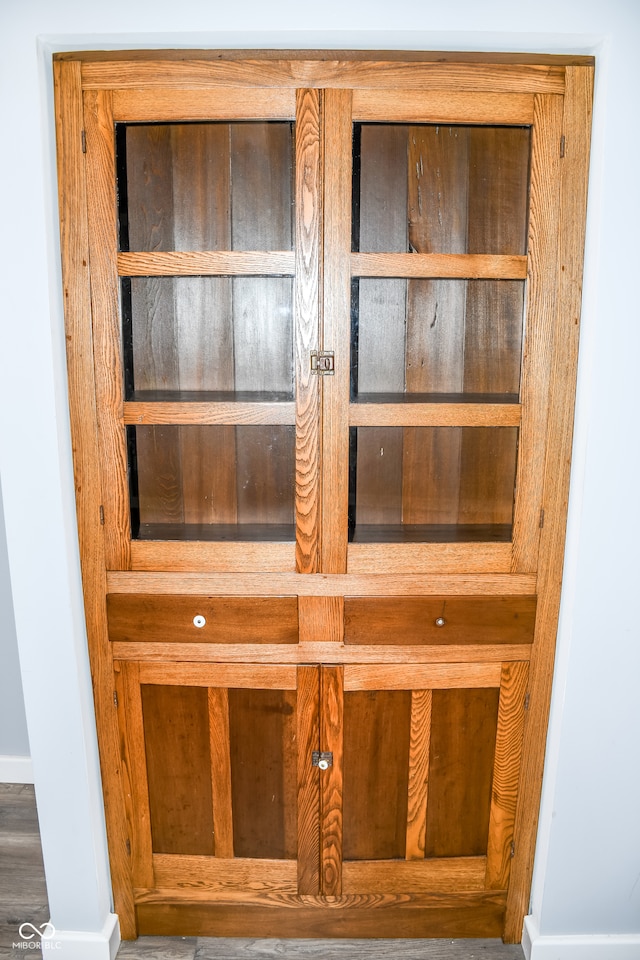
(435, 617, 446, 627)
(193, 615, 206, 628)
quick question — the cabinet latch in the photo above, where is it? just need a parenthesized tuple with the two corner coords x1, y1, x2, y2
(311, 351, 334, 375)
(312, 751, 333, 769)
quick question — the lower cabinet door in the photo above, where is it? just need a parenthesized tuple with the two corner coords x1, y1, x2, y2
(115, 661, 322, 919)
(115, 658, 528, 937)
(336, 661, 530, 934)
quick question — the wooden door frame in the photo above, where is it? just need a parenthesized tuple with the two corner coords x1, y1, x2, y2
(53, 52, 593, 942)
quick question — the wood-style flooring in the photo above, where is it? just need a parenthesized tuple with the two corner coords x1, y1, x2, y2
(0, 784, 525, 960)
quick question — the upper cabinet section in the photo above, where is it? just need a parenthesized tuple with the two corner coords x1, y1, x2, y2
(55, 53, 593, 575)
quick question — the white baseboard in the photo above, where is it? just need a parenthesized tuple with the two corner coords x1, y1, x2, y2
(523, 915, 640, 959)
(0, 754, 34, 783)
(19, 914, 121, 960)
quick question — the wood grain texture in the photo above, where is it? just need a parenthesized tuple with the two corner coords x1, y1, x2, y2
(320, 665, 344, 896)
(80, 57, 566, 94)
(347, 542, 512, 574)
(351, 253, 527, 279)
(118, 251, 294, 276)
(115, 662, 154, 890)
(107, 571, 538, 596)
(425, 689, 500, 858)
(297, 665, 321, 895)
(112, 642, 532, 666)
(228, 687, 298, 860)
(343, 690, 411, 861)
(405, 690, 432, 860)
(83, 87, 131, 568)
(53, 60, 136, 936)
(321, 89, 352, 572)
(57, 47, 588, 64)
(207, 688, 234, 859)
(485, 662, 529, 890)
(191, 937, 525, 960)
(138, 662, 297, 689)
(353, 90, 534, 124)
(130, 541, 295, 572)
(510, 95, 563, 574)
(151, 855, 297, 891)
(112, 86, 295, 121)
(141, 683, 215, 856)
(344, 663, 502, 691)
(344, 596, 536, 646)
(124, 401, 296, 426)
(343, 857, 485, 893)
(504, 66, 594, 943)
(298, 596, 344, 644)
(135, 893, 506, 938)
(107, 595, 299, 644)
(295, 89, 322, 573)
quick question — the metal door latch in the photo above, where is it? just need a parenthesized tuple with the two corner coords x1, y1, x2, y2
(312, 751, 333, 770)
(310, 351, 334, 375)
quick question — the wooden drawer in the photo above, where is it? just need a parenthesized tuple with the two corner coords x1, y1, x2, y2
(107, 595, 299, 644)
(344, 596, 536, 645)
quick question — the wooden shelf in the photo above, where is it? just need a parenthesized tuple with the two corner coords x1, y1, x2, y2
(349, 524, 513, 544)
(136, 523, 296, 542)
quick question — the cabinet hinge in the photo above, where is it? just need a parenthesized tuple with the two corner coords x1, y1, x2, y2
(310, 351, 334, 375)
(524, 693, 531, 712)
(113, 690, 118, 708)
(560, 135, 566, 158)
(125, 838, 131, 856)
(81, 129, 87, 154)
(510, 841, 516, 858)
(99, 505, 105, 525)
(539, 508, 545, 529)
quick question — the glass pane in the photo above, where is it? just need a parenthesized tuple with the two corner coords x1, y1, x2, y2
(229, 688, 298, 859)
(352, 279, 524, 401)
(349, 426, 518, 542)
(353, 124, 530, 255)
(122, 277, 293, 400)
(118, 122, 294, 252)
(129, 424, 295, 541)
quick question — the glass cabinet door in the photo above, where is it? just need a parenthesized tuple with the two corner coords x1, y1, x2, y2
(84, 88, 321, 571)
(349, 122, 529, 546)
(118, 121, 297, 542)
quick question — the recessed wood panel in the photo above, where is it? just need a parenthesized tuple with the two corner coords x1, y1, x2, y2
(140, 684, 214, 856)
(228, 688, 298, 860)
(425, 688, 500, 858)
(107, 594, 299, 643)
(344, 596, 536, 645)
(343, 689, 411, 860)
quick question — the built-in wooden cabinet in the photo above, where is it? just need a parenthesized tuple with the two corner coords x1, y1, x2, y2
(54, 51, 593, 942)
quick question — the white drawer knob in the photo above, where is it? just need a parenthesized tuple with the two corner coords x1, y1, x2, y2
(193, 615, 206, 628)
(435, 617, 446, 627)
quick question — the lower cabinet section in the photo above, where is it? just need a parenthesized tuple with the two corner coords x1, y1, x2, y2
(114, 655, 528, 937)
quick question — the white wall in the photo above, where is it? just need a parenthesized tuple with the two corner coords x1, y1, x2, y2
(0, 1, 638, 957)
(0, 480, 32, 779)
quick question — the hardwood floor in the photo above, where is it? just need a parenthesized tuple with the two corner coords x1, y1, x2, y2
(0, 784, 525, 960)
